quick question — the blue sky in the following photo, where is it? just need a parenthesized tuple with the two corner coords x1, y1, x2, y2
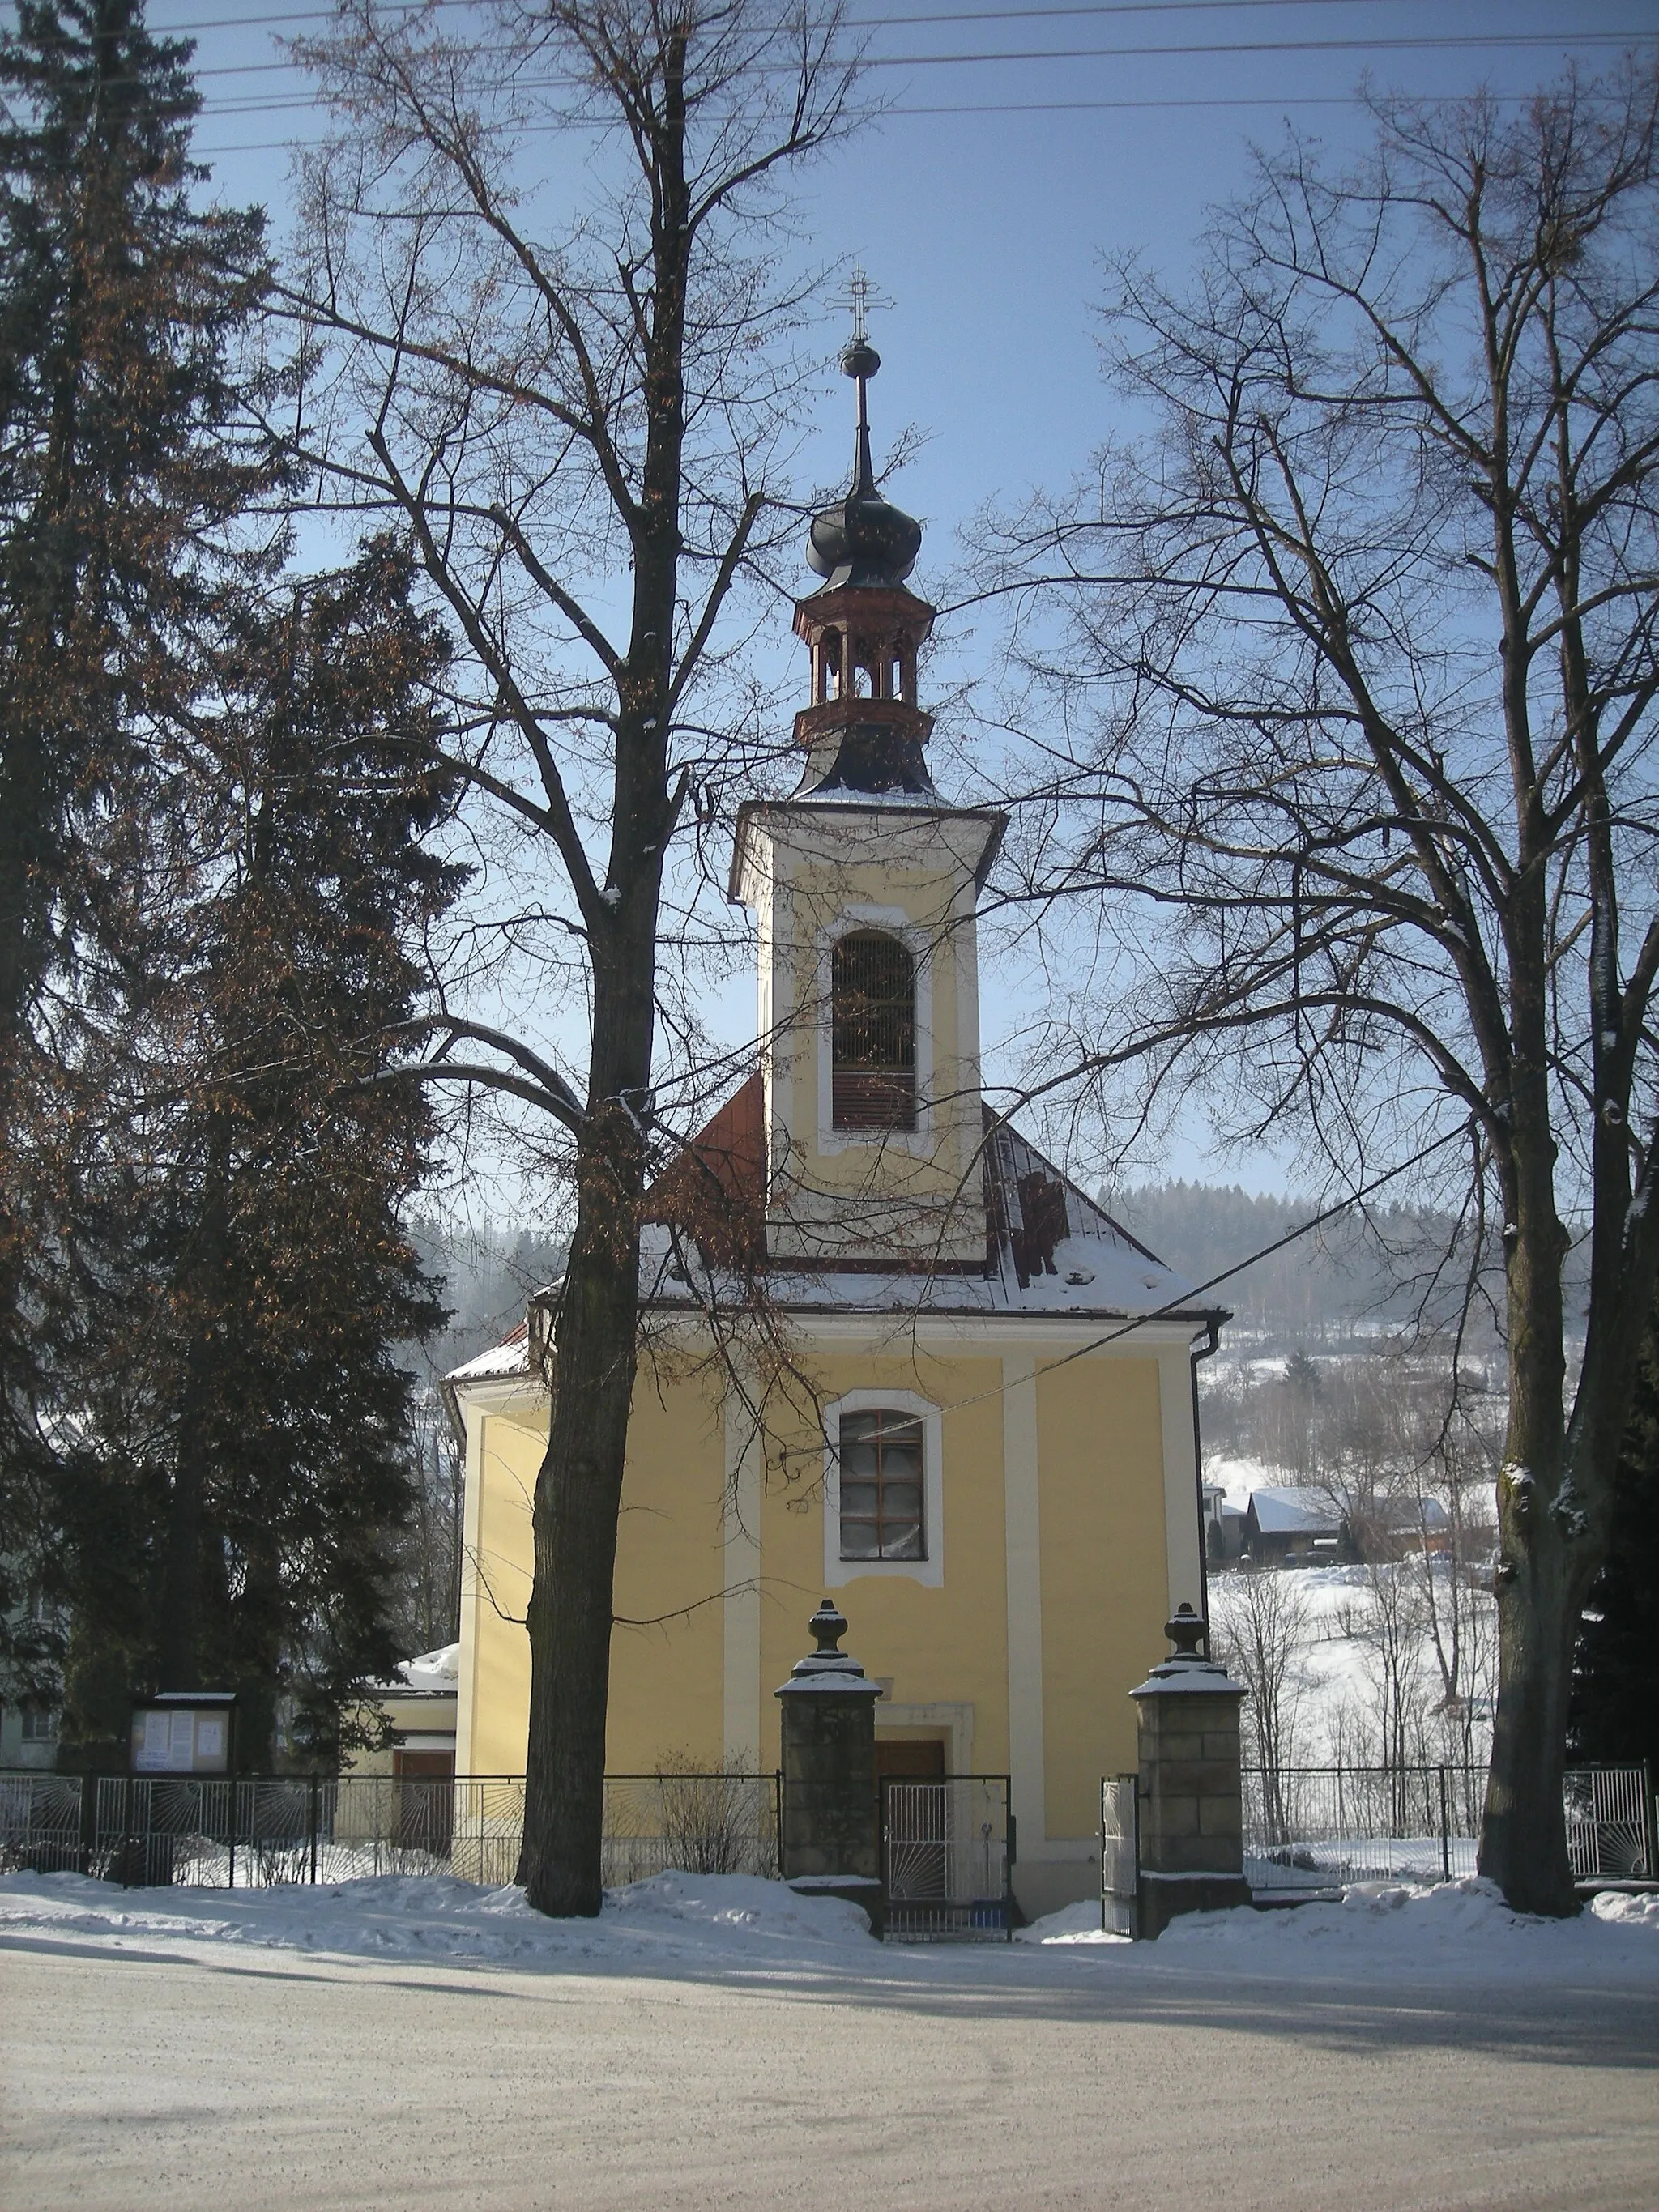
(179, 0, 1656, 547)
(163, 1, 1657, 1201)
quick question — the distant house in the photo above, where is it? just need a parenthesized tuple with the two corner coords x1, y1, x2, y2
(1242, 1485, 1454, 1567)
(347, 1643, 459, 1784)
(1346, 1493, 1452, 1563)
(1243, 1485, 1349, 1566)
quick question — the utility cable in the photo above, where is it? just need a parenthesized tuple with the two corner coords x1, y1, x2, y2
(923, 1117, 1478, 1421)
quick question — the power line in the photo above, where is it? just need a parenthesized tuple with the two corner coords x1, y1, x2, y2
(132, 0, 1556, 39)
(31, 14, 1648, 100)
(157, 28, 1653, 123)
(186, 85, 1584, 155)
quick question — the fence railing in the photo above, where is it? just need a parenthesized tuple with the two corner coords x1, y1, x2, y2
(0, 1771, 781, 1890)
(1241, 1763, 1653, 1894)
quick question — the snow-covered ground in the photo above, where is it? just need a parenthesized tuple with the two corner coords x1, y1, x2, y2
(1019, 1881, 1659, 1982)
(1209, 1554, 1497, 1764)
(6, 1870, 1656, 2212)
(2, 1865, 1655, 1986)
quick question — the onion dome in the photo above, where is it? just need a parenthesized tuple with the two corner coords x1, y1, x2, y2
(807, 337, 923, 589)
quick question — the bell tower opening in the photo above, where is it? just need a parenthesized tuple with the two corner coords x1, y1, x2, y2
(831, 928, 916, 1132)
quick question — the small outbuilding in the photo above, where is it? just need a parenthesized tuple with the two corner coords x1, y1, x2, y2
(347, 1643, 459, 1784)
(1243, 1485, 1348, 1566)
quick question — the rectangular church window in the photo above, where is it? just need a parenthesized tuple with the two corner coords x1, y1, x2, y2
(838, 1408, 925, 1560)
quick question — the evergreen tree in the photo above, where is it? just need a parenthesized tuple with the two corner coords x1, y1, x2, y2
(1570, 1309, 1659, 1780)
(60, 540, 463, 1763)
(0, 0, 275, 1685)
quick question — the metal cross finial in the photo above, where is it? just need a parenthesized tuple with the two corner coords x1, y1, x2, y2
(848, 263, 871, 344)
(834, 262, 892, 347)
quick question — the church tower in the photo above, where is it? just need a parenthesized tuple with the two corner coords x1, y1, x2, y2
(731, 309, 1004, 1268)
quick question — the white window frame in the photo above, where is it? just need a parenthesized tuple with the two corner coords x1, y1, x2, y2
(823, 1386, 944, 1589)
(815, 906, 933, 1156)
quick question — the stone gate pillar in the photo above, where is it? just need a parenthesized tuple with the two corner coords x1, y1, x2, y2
(1130, 1601, 1250, 1940)
(774, 1598, 884, 1932)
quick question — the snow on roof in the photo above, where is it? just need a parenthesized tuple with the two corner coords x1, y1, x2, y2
(1248, 1485, 1344, 1535)
(445, 1320, 532, 1383)
(361, 1643, 460, 1699)
(398, 1644, 459, 1691)
(446, 1086, 1218, 1390)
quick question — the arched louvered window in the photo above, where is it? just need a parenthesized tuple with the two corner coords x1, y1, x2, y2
(831, 928, 916, 1131)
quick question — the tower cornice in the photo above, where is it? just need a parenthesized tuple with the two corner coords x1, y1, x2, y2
(728, 795, 1006, 906)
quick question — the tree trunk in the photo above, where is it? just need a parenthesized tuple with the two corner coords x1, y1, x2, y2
(158, 1141, 230, 1693)
(517, 1096, 647, 1915)
(1482, 1492, 1584, 1914)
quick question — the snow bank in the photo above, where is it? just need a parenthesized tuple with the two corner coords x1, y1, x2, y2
(1017, 1879, 1659, 1978)
(0, 1867, 876, 1972)
(1157, 1877, 1659, 1982)
(1015, 1900, 1128, 1946)
(2, 1868, 1653, 1988)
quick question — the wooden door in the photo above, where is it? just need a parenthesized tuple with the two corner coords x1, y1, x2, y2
(393, 1750, 454, 1856)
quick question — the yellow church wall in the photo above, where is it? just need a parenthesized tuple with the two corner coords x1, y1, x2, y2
(460, 1372, 728, 1777)
(464, 1406, 538, 1774)
(605, 1366, 727, 1771)
(752, 1349, 1012, 1775)
(1035, 1352, 1168, 1839)
(456, 1328, 1191, 1885)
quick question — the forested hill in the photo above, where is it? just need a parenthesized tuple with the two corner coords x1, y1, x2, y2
(406, 1220, 569, 1380)
(1104, 1183, 1470, 1343)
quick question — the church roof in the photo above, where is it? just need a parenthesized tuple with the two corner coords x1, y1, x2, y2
(446, 1081, 1219, 1387)
(446, 1319, 532, 1384)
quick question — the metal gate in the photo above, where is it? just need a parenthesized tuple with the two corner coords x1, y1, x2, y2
(881, 1776, 1013, 1941)
(1100, 1773, 1137, 1936)
(0, 1772, 84, 1873)
(1566, 1766, 1653, 1878)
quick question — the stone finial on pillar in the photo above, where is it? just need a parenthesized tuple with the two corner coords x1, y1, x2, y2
(1129, 1600, 1250, 1940)
(775, 1598, 885, 1931)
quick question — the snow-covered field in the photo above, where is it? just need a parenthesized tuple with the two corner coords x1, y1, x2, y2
(4, 1870, 1656, 2212)
(1206, 1536, 1496, 1766)
(2, 1863, 1655, 1984)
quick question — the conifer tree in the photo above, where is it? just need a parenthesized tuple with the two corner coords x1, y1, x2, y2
(60, 541, 463, 1763)
(0, 0, 275, 1681)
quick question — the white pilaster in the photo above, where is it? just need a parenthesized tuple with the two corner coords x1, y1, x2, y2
(1002, 1351, 1046, 1849)
(722, 1383, 764, 1768)
(1158, 1349, 1205, 1618)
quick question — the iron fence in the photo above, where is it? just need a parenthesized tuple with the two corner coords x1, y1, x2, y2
(0, 1771, 84, 1874)
(0, 1770, 778, 1890)
(879, 1775, 1013, 1941)
(1242, 1763, 1653, 1895)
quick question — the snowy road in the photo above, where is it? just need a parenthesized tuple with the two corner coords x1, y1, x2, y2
(2, 1873, 1656, 2211)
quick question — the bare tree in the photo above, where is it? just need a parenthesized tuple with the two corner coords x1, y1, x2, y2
(1209, 1566, 1313, 1842)
(983, 63, 1659, 1911)
(284, 0, 860, 1913)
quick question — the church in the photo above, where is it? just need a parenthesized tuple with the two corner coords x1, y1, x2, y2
(446, 327, 1222, 1916)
